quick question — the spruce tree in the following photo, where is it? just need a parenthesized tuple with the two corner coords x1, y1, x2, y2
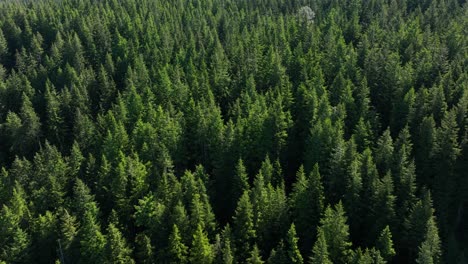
(104, 223, 134, 264)
(377, 225, 396, 261)
(310, 228, 332, 264)
(247, 245, 265, 264)
(285, 223, 304, 264)
(416, 217, 441, 264)
(319, 202, 352, 263)
(167, 224, 188, 264)
(233, 191, 256, 262)
(189, 224, 214, 264)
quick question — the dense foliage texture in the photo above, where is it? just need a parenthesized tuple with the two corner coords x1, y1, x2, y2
(0, 0, 467, 263)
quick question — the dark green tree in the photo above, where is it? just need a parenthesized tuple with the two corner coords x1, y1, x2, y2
(233, 191, 256, 262)
(319, 202, 352, 263)
(377, 225, 396, 261)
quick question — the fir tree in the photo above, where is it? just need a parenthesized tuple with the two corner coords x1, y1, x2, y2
(285, 223, 303, 264)
(189, 224, 214, 264)
(167, 224, 188, 264)
(377, 225, 396, 261)
(247, 245, 265, 264)
(233, 191, 256, 262)
(104, 223, 134, 264)
(319, 202, 352, 263)
(310, 228, 332, 264)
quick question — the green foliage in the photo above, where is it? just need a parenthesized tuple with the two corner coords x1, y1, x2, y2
(377, 226, 396, 261)
(290, 164, 325, 253)
(247, 245, 265, 264)
(319, 202, 352, 263)
(135, 233, 154, 264)
(189, 224, 214, 264)
(167, 225, 188, 264)
(416, 217, 441, 264)
(310, 228, 332, 264)
(233, 191, 256, 262)
(0, 0, 464, 263)
(285, 223, 304, 264)
(104, 223, 134, 264)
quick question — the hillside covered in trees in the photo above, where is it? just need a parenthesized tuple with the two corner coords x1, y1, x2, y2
(0, 0, 467, 263)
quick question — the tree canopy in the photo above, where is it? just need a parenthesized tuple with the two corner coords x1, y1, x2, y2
(0, 0, 466, 263)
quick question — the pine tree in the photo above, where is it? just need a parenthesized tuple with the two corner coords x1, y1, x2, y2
(135, 233, 154, 264)
(218, 225, 234, 264)
(377, 225, 396, 261)
(343, 156, 363, 241)
(405, 190, 435, 259)
(416, 217, 441, 264)
(233, 191, 256, 262)
(267, 242, 288, 264)
(104, 223, 134, 264)
(247, 245, 265, 264)
(31, 211, 58, 262)
(44, 80, 64, 148)
(167, 224, 188, 264)
(310, 228, 332, 264)
(232, 158, 249, 210)
(415, 116, 436, 187)
(4, 93, 41, 156)
(368, 172, 396, 243)
(285, 223, 303, 264)
(432, 109, 461, 237)
(290, 164, 324, 253)
(0, 185, 31, 263)
(319, 202, 352, 263)
(58, 208, 79, 262)
(375, 128, 394, 174)
(189, 224, 214, 264)
(78, 204, 106, 264)
(0, 28, 7, 62)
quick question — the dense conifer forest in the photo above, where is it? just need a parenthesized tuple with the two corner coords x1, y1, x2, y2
(0, 0, 466, 263)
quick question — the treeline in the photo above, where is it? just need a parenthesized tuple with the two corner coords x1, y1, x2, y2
(0, 0, 466, 263)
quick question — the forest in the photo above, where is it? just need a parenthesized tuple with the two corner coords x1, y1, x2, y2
(0, 0, 466, 263)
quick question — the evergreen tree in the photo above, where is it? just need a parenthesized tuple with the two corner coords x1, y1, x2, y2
(167, 224, 188, 264)
(78, 204, 106, 264)
(58, 208, 79, 262)
(267, 242, 288, 264)
(0, 29, 7, 62)
(290, 164, 325, 253)
(319, 202, 352, 263)
(375, 128, 394, 174)
(0, 0, 464, 263)
(233, 191, 256, 262)
(247, 245, 265, 264)
(285, 223, 304, 264)
(0, 186, 31, 263)
(377, 225, 396, 261)
(135, 233, 154, 264)
(416, 217, 441, 264)
(404, 190, 436, 259)
(214, 230, 234, 264)
(232, 158, 249, 211)
(104, 223, 134, 264)
(3, 93, 41, 156)
(189, 224, 214, 264)
(310, 228, 332, 264)
(31, 211, 58, 263)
